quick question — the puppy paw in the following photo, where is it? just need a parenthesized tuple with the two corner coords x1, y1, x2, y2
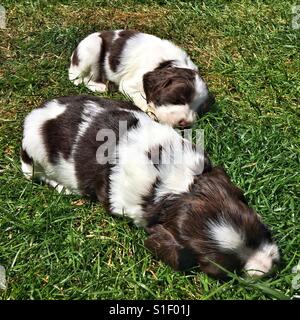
(84, 80, 107, 92)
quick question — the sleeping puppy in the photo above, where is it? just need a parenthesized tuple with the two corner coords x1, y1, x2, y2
(21, 96, 279, 278)
(68, 30, 214, 127)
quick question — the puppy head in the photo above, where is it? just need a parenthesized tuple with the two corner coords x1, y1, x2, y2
(143, 63, 213, 127)
(144, 167, 279, 278)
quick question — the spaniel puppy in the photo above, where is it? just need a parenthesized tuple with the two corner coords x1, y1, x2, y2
(68, 30, 213, 127)
(21, 96, 279, 278)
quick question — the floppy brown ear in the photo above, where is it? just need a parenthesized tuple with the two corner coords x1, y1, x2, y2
(143, 71, 170, 103)
(143, 71, 157, 102)
(144, 224, 197, 271)
(143, 60, 174, 96)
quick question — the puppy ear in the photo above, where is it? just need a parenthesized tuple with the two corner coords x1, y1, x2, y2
(143, 70, 176, 104)
(144, 224, 197, 270)
(143, 71, 169, 103)
(143, 71, 156, 102)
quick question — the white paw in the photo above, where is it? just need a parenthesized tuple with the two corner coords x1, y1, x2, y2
(84, 80, 107, 92)
(69, 73, 83, 86)
(54, 184, 73, 195)
(72, 78, 84, 86)
(21, 162, 33, 180)
(43, 178, 72, 195)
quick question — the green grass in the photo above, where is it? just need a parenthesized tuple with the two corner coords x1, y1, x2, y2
(0, 0, 299, 300)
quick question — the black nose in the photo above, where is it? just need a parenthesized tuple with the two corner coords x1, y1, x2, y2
(178, 119, 192, 128)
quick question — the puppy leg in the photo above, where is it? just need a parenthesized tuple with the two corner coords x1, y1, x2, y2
(21, 148, 49, 183)
(40, 177, 73, 195)
(21, 160, 33, 180)
(20, 148, 33, 180)
(21, 148, 73, 194)
(21, 160, 72, 194)
(20, 148, 52, 192)
(83, 78, 107, 92)
(68, 32, 107, 92)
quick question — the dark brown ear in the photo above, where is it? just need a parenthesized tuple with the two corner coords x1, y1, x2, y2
(144, 224, 197, 271)
(143, 71, 170, 103)
(143, 61, 174, 100)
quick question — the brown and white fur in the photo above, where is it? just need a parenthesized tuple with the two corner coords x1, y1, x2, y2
(21, 96, 279, 278)
(68, 30, 213, 127)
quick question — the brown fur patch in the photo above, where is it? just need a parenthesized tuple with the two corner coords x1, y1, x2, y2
(97, 31, 115, 83)
(109, 30, 138, 72)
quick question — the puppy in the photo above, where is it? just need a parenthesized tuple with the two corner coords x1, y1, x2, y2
(68, 30, 213, 127)
(21, 95, 279, 278)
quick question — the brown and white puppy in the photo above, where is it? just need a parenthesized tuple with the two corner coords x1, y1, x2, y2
(68, 30, 214, 127)
(21, 96, 279, 278)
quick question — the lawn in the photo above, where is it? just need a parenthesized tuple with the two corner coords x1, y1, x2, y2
(0, 0, 299, 300)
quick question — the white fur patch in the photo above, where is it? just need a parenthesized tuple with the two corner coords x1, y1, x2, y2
(207, 219, 244, 251)
(155, 104, 196, 126)
(73, 101, 104, 148)
(244, 242, 279, 277)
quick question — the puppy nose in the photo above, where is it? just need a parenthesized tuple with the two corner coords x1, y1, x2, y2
(178, 119, 191, 127)
(178, 119, 188, 127)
